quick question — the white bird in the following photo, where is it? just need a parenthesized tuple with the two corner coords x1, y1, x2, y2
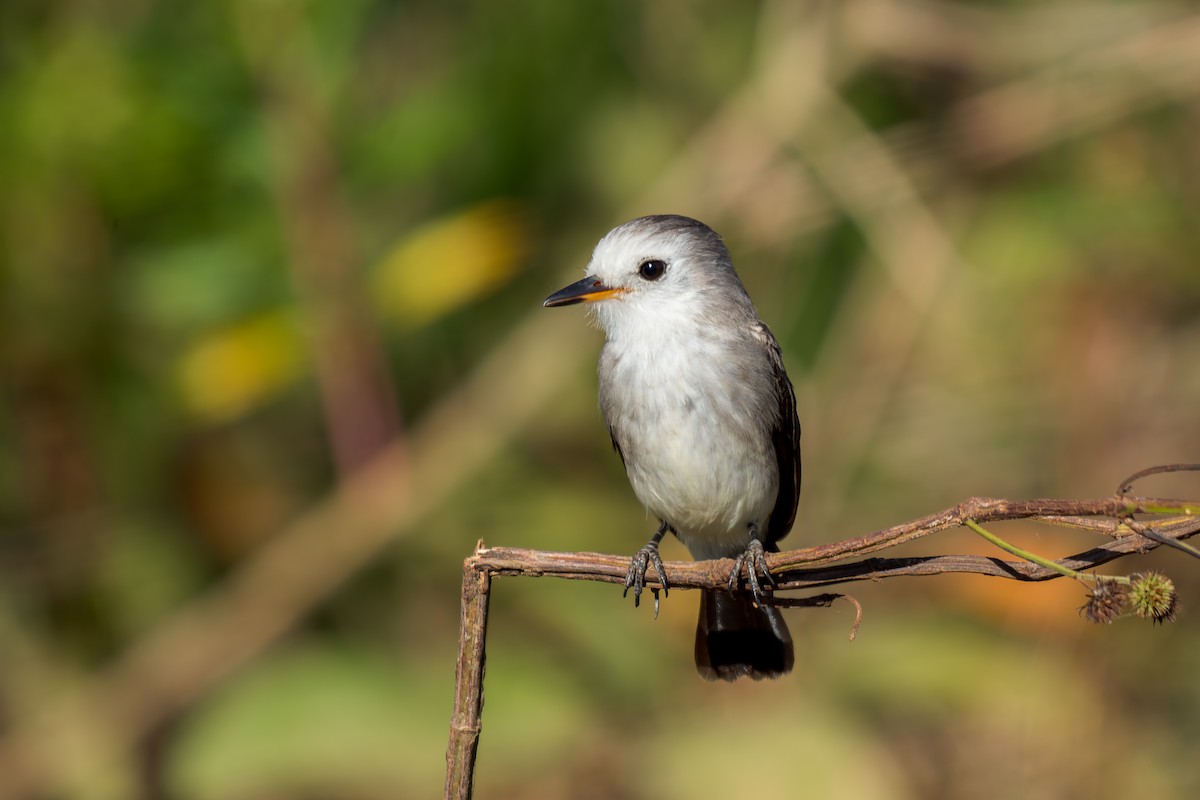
(544, 215, 801, 680)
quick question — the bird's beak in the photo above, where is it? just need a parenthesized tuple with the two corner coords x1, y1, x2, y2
(542, 275, 625, 308)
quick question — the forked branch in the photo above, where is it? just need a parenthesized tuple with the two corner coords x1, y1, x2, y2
(445, 465, 1200, 799)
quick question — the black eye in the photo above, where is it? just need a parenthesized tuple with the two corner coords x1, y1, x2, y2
(638, 259, 666, 281)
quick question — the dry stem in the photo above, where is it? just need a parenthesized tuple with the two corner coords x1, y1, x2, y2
(444, 488, 1200, 799)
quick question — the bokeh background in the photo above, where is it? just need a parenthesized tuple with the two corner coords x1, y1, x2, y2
(3, 1, 1200, 798)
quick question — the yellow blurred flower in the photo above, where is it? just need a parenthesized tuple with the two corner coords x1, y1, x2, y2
(176, 201, 529, 423)
(177, 311, 304, 422)
(371, 200, 529, 327)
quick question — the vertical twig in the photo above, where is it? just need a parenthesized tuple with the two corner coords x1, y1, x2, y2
(444, 543, 491, 800)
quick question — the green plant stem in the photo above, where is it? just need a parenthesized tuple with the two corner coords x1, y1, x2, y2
(963, 518, 1128, 584)
(1135, 502, 1200, 516)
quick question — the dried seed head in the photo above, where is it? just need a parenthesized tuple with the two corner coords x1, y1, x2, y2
(1079, 579, 1129, 624)
(1130, 572, 1178, 624)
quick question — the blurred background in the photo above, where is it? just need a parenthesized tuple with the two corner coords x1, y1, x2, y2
(2, 0, 1200, 798)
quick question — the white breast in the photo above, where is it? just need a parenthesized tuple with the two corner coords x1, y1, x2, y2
(599, 315, 778, 559)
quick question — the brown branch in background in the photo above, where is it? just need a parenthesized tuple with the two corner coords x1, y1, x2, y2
(232, 2, 401, 476)
(444, 485, 1200, 799)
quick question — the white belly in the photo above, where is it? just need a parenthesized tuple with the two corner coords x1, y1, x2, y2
(600, 332, 778, 559)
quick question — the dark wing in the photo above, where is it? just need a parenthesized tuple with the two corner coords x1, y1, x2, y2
(757, 323, 801, 548)
(596, 346, 629, 469)
(606, 424, 627, 467)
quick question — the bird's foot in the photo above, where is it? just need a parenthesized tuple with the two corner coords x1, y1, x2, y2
(624, 542, 669, 614)
(727, 537, 776, 607)
(624, 522, 671, 615)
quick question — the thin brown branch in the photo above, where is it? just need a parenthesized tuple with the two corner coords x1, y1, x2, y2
(772, 593, 864, 641)
(445, 543, 492, 800)
(469, 520, 1199, 593)
(1117, 462, 1200, 495)
(466, 495, 1200, 594)
(444, 488, 1200, 796)
(1121, 515, 1200, 561)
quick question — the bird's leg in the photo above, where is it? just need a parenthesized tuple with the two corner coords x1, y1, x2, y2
(727, 522, 776, 606)
(624, 520, 672, 610)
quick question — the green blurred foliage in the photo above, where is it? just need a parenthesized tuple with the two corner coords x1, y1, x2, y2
(2, 1, 1200, 798)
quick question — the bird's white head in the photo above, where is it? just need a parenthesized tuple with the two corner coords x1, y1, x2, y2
(543, 215, 751, 335)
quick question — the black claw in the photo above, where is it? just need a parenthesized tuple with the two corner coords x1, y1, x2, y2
(728, 536, 774, 607)
(624, 542, 669, 607)
(624, 522, 672, 610)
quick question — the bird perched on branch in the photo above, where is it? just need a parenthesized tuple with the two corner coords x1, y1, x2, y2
(544, 215, 802, 680)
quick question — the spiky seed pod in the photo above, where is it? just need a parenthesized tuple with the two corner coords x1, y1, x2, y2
(1080, 579, 1129, 624)
(1130, 572, 1178, 624)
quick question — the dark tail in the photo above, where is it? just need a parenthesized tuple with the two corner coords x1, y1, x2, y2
(694, 589, 793, 681)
